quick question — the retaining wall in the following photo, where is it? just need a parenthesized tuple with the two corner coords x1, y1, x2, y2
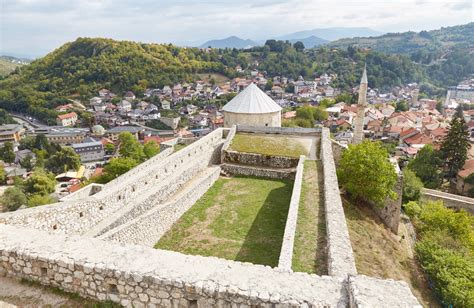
(221, 163, 295, 180)
(100, 167, 221, 246)
(0, 224, 348, 307)
(370, 175, 403, 234)
(421, 188, 474, 214)
(321, 128, 357, 277)
(278, 156, 306, 270)
(223, 151, 299, 168)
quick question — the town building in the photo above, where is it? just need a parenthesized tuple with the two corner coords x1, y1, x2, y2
(107, 126, 143, 141)
(72, 139, 105, 162)
(222, 83, 282, 127)
(0, 124, 25, 143)
(56, 112, 78, 127)
(34, 127, 89, 146)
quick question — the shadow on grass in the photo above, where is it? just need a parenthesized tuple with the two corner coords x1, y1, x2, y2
(234, 180, 293, 267)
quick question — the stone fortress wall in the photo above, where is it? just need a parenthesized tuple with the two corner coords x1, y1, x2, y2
(277, 155, 306, 270)
(0, 126, 421, 307)
(422, 188, 474, 214)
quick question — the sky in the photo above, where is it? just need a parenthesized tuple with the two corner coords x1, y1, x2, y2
(1, 0, 473, 58)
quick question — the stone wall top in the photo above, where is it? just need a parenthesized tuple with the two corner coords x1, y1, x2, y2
(278, 155, 305, 271)
(422, 188, 474, 214)
(321, 128, 357, 277)
(0, 224, 347, 307)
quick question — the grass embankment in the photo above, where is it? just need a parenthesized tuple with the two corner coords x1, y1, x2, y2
(155, 176, 293, 267)
(229, 133, 308, 158)
(343, 197, 439, 307)
(292, 160, 327, 274)
(173, 143, 188, 152)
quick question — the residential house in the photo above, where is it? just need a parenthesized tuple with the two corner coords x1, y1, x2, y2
(0, 124, 25, 143)
(117, 100, 132, 112)
(456, 159, 474, 196)
(124, 91, 136, 102)
(72, 138, 105, 162)
(56, 112, 78, 127)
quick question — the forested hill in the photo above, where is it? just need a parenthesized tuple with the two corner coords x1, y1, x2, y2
(329, 23, 473, 56)
(0, 35, 469, 123)
(328, 23, 474, 86)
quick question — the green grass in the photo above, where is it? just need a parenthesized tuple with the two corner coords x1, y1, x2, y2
(173, 143, 188, 152)
(155, 176, 294, 267)
(229, 133, 309, 158)
(292, 160, 327, 274)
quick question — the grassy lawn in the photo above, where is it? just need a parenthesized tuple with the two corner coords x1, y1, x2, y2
(343, 196, 439, 307)
(292, 160, 327, 275)
(155, 176, 294, 267)
(229, 133, 309, 158)
(173, 143, 188, 152)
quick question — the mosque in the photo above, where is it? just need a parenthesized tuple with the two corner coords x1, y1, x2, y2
(222, 83, 282, 127)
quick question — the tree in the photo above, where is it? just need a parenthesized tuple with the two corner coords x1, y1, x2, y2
(395, 100, 408, 112)
(34, 134, 49, 150)
(337, 140, 398, 205)
(105, 143, 115, 155)
(0, 164, 5, 184)
(20, 154, 34, 171)
(23, 171, 56, 196)
(1, 187, 27, 211)
(0, 142, 15, 164)
(97, 157, 138, 183)
(143, 141, 160, 159)
(313, 106, 328, 121)
(45, 147, 81, 174)
(440, 114, 470, 179)
(293, 41, 305, 52)
(408, 145, 443, 188)
(28, 194, 56, 207)
(296, 106, 314, 121)
(402, 168, 423, 203)
(118, 132, 144, 161)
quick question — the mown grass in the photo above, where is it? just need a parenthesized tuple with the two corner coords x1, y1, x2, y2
(229, 133, 308, 158)
(292, 160, 327, 274)
(155, 176, 294, 267)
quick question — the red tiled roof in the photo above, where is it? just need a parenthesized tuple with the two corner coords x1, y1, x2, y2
(458, 159, 474, 178)
(57, 112, 77, 120)
(400, 128, 418, 137)
(404, 132, 434, 145)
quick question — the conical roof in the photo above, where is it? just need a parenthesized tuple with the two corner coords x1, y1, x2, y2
(222, 83, 282, 114)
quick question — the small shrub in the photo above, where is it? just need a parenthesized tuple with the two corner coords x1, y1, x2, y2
(403, 201, 422, 218)
(402, 168, 423, 202)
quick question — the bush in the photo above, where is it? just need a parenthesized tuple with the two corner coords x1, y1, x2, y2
(337, 140, 397, 205)
(403, 201, 422, 218)
(410, 200, 474, 306)
(1, 187, 27, 211)
(402, 168, 423, 202)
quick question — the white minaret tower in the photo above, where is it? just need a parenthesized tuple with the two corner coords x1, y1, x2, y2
(352, 64, 368, 144)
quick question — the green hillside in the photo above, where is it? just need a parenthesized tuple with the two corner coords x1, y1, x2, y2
(0, 56, 28, 77)
(328, 23, 474, 86)
(0, 32, 471, 123)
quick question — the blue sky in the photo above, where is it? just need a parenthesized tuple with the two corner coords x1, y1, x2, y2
(1, 0, 473, 58)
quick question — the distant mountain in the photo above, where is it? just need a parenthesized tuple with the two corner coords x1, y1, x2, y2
(285, 36, 328, 48)
(200, 36, 259, 49)
(0, 55, 30, 76)
(275, 27, 383, 42)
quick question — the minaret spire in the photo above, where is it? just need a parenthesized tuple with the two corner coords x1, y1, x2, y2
(353, 64, 368, 144)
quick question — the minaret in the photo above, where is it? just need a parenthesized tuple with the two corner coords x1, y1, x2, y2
(353, 64, 368, 144)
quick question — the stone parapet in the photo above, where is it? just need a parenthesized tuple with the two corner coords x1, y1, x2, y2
(422, 188, 474, 214)
(221, 163, 295, 180)
(278, 155, 305, 270)
(223, 151, 299, 168)
(321, 128, 357, 277)
(0, 224, 348, 307)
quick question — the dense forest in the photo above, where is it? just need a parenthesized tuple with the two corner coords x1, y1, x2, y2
(0, 23, 472, 123)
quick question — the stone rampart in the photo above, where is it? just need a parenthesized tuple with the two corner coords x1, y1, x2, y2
(278, 156, 305, 271)
(100, 166, 221, 246)
(220, 125, 236, 163)
(370, 175, 403, 234)
(221, 163, 295, 180)
(421, 188, 474, 214)
(348, 275, 421, 307)
(0, 224, 348, 307)
(321, 128, 357, 277)
(60, 183, 104, 202)
(0, 129, 226, 236)
(223, 151, 299, 168)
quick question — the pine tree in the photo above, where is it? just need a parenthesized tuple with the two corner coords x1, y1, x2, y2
(440, 111, 470, 180)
